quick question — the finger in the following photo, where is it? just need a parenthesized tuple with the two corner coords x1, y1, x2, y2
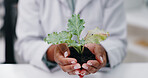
(57, 43, 68, 52)
(54, 45, 77, 65)
(57, 43, 70, 57)
(82, 63, 98, 74)
(87, 60, 101, 69)
(102, 53, 107, 67)
(84, 43, 95, 54)
(94, 45, 105, 64)
(55, 57, 77, 66)
(60, 63, 81, 72)
(68, 69, 80, 75)
(80, 69, 90, 75)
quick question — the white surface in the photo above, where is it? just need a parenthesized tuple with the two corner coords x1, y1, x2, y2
(0, 63, 148, 78)
(126, 6, 148, 29)
(0, 36, 5, 63)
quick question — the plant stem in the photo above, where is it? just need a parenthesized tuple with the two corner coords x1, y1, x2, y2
(78, 45, 81, 54)
(77, 35, 80, 44)
(76, 34, 82, 54)
(81, 46, 85, 54)
(73, 46, 80, 53)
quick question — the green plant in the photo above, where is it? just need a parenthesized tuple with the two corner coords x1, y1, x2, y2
(44, 14, 109, 54)
(44, 14, 85, 54)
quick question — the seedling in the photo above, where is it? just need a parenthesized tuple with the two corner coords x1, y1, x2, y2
(44, 14, 109, 77)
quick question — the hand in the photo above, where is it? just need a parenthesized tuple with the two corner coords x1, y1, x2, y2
(46, 43, 81, 75)
(80, 43, 107, 75)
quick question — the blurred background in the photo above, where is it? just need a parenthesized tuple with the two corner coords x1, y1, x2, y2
(0, 0, 17, 63)
(0, 0, 148, 64)
(123, 0, 148, 63)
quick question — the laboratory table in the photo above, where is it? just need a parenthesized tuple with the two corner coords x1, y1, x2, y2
(0, 63, 148, 78)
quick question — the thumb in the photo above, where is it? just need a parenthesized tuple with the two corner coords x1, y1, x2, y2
(94, 45, 104, 64)
(57, 43, 70, 58)
(84, 43, 95, 54)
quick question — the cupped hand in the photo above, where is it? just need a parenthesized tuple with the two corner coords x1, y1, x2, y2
(47, 43, 81, 75)
(80, 43, 107, 75)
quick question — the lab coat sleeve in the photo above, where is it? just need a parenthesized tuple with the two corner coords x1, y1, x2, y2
(100, 0, 127, 71)
(15, 0, 56, 72)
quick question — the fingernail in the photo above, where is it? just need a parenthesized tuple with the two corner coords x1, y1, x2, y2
(71, 61, 76, 64)
(64, 51, 68, 58)
(100, 56, 103, 63)
(81, 72, 85, 76)
(87, 61, 92, 66)
(82, 65, 88, 69)
(74, 64, 81, 69)
(75, 70, 80, 75)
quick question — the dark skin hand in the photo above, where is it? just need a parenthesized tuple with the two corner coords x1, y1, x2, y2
(46, 43, 107, 76)
(80, 43, 107, 75)
(47, 43, 81, 75)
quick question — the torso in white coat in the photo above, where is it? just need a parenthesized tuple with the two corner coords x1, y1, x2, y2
(16, 0, 127, 72)
(39, 0, 105, 38)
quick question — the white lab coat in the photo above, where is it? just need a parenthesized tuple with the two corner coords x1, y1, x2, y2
(15, 0, 127, 72)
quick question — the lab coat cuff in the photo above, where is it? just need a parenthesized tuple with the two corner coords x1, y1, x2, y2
(100, 39, 120, 71)
(29, 42, 60, 72)
(42, 53, 57, 70)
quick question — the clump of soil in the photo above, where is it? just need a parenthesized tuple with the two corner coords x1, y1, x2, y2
(69, 47, 96, 69)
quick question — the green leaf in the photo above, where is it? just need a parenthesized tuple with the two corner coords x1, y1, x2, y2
(84, 27, 109, 44)
(44, 14, 86, 54)
(80, 38, 85, 45)
(44, 31, 72, 45)
(67, 14, 85, 43)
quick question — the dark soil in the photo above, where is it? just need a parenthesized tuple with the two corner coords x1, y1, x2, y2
(69, 47, 96, 69)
